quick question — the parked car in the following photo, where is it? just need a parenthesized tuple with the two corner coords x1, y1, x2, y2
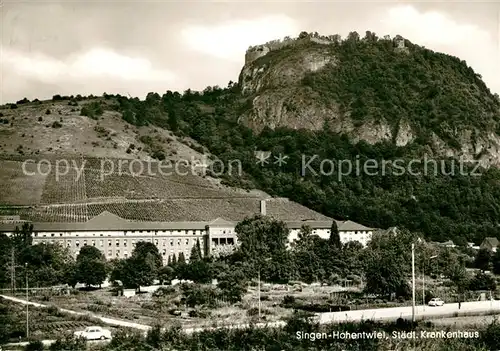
(74, 326, 112, 340)
(428, 298, 445, 307)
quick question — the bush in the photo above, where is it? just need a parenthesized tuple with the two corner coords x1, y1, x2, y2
(153, 286, 177, 298)
(45, 109, 51, 114)
(38, 117, 43, 122)
(247, 307, 259, 316)
(24, 340, 44, 351)
(80, 101, 103, 120)
(49, 335, 86, 351)
(189, 309, 210, 318)
(51, 121, 62, 128)
(283, 295, 295, 305)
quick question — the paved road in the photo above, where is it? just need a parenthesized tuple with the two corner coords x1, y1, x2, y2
(316, 300, 500, 324)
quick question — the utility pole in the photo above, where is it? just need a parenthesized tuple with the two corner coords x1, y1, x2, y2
(258, 269, 261, 319)
(10, 247, 16, 294)
(25, 263, 29, 339)
(412, 243, 415, 323)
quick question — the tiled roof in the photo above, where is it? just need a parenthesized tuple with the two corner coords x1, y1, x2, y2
(0, 211, 373, 233)
(337, 220, 373, 231)
(481, 237, 499, 247)
(0, 211, 209, 232)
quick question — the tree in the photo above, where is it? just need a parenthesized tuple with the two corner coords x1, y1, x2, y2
(235, 215, 288, 262)
(363, 229, 414, 298)
(492, 250, 500, 275)
(292, 225, 313, 251)
(448, 263, 469, 299)
(158, 266, 175, 284)
(328, 220, 341, 249)
(469, 272, 496, 291)
(111, 242, 163, 289)
(75, 246, 107, 287)
(190, 239, 203, 262)
(178, 252, 186, 265)
(475, 248, 492, 272)
(12, 223, 33, 250)
(217, 268, 247, 303)
(298, 31, 309, 39)
(19, 243, 74, 287)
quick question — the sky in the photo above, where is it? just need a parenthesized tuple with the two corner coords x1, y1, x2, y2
(1, 1, 499, 104)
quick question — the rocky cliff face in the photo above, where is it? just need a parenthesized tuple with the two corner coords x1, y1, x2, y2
(237, 34, 500, 167)
(238, 43, 336, 130)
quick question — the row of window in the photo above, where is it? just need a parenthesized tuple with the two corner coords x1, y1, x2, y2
(74, 248, 190, 259)
(211, 238, 235, 245)
(67, 238, 199, 248)
(34, 229, 208, 237)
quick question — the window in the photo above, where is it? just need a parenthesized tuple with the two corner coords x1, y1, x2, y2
(162, 240, 166, 247)
(177, 239, 181, 245)
(108, 240, 112, 246)
(185, 239, 189, 245)
(162, 249, 166, 256)
(155, 240, 158, 246)
(124, 240, 127, 247)
(124, 253, 128, 258)
(100, 240, 103, 247)
(75, 241, 80, 247)
(170, 239, 173, 246)
(83, 240, 87, 246)
(108, 250, 112, 256)
(92, 240, 95, 246)
(132, 239, 136, 246)
(116, 250, 120, 257)
(60, 233, 63, 237)
(67, 242, 71, 247)
(51, 233, 55, 237)
(116, 240, 120, 247)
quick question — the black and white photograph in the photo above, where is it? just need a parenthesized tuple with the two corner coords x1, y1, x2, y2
(0, 1, 500, 350)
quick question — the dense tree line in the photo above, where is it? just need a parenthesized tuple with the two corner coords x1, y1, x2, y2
(103, 90, 500, 246)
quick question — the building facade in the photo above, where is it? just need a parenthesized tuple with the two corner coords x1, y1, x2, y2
(0, 202, 375, 262)
(287, 220, 373, 247)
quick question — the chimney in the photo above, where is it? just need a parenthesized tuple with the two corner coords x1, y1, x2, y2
(260, 200, 267, 216)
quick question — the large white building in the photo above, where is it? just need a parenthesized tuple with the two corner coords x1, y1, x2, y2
(0, 201, 375, 262)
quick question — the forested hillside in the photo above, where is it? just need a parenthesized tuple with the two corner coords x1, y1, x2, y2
(4, 31, 500, 244)
(99, 81, 500, 245)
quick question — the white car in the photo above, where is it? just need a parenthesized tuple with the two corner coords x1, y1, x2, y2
(428, 298, 445, 307)
(74, 326, 112, 340)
